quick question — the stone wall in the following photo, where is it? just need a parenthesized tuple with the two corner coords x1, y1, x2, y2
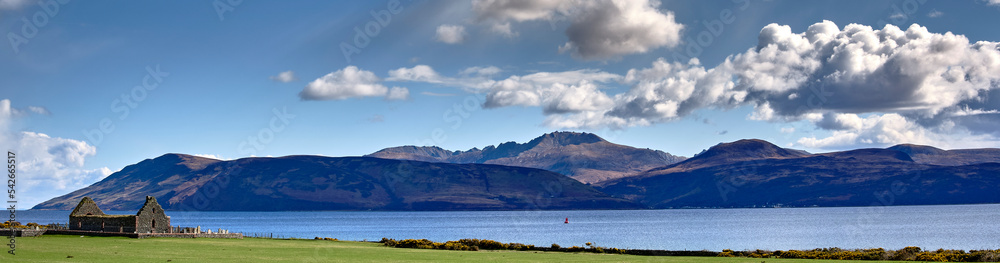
(137, 233, 243, 239)
(69, 197, 105, 217)
(135, 196, 171, 233)
(69, 215, 136, 233)
(0, 229, 46, 237)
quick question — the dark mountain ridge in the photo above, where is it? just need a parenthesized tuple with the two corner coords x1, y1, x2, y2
(33, 137, 1000, 211)
(367, 131, 687, 183)
(34, 154, 641, 211)
(887, 144, 1000, 166)
(599, 140, 1000, 208)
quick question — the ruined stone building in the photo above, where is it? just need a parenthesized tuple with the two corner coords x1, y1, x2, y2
(69, 196, 171, 233)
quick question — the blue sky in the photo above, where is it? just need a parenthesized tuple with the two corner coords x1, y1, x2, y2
(3, 0, 1000, 207)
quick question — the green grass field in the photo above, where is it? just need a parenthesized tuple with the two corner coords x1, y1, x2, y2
(1, 235, 912, 263)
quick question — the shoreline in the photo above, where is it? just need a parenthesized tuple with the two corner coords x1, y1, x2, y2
(21, 202, 1000, 212)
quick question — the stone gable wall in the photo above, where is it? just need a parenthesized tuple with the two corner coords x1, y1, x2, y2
(69, 197, 105, 217)
(136, 196, 171, 233)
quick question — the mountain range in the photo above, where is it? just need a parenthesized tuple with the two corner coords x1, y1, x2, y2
(34, 132, 1000, 211)
(367, 131, 686, 183)
(597, 139, 1000, 208)
(33, 153, 641, 211)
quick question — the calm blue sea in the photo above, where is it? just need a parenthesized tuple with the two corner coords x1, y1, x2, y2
(15, 204, 1000, 251)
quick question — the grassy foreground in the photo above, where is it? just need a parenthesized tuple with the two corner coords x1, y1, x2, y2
(1, 235, 911, 263)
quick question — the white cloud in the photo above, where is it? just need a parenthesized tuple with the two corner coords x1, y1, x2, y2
(927, 10, 944, 18)
(387, 65, 499, 91)
(387, 65, 445, 84)
(1, 99, 112, 207)
(796, 113, 1000, 150)
(435, 24, 467, 44)
(490, 22, 517, 38)
(270, 70, 297, 83)
(386, 87, 410, 101)
(420, 91, 458, 97)
(482, 70, 621, 110)
(559, 0, 683, 60)
(0, 99, 50, 123)
(299, 66, 409, 101)
(780, 127, 796, 133)
(459, 66, 502, 77)
(192, 154, 227, 160)
(814, 113, 865, 130)
(472, 0, 567, 22)
(473, 0, 684, 60)
(544, 21, 1000, 132)
(797, 113, 935, 149)
(27, 106, 50, 115)
(373, 21, 1000, 148)
(988, 0, 1000, 6)
(950, 106, 1000, 116)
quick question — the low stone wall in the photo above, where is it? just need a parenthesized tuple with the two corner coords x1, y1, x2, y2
(138, 233, 243, 239)
(43, 229, 242, 239)
(0, 229, 47, 237)
(46, 229, 139, 238)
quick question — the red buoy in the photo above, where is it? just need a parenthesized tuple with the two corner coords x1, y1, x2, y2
(564, 218, 569, 224)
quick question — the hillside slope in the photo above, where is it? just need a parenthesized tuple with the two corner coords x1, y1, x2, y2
(600, 140, 1000, 208)
(34, 154, 641, 211)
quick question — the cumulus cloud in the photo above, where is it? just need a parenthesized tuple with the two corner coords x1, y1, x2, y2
(1, 99, 112, 207)
(387, 65, 445, 84)
(481, 69, 621, 110)
(13, 131, 113, 188)
(299, 66, 410, 101)
(558, 0, 683, 60)
(548, 21, 1000, 132)
(435, 24, 467, 44)
(378, 21, 1000, 148)
(797, 113, 944, 149)
(988, 0, 1000, 6)
(386, 65, 622, 118)
(270, 70, 297, 83)
(472, 0, 683, 60)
